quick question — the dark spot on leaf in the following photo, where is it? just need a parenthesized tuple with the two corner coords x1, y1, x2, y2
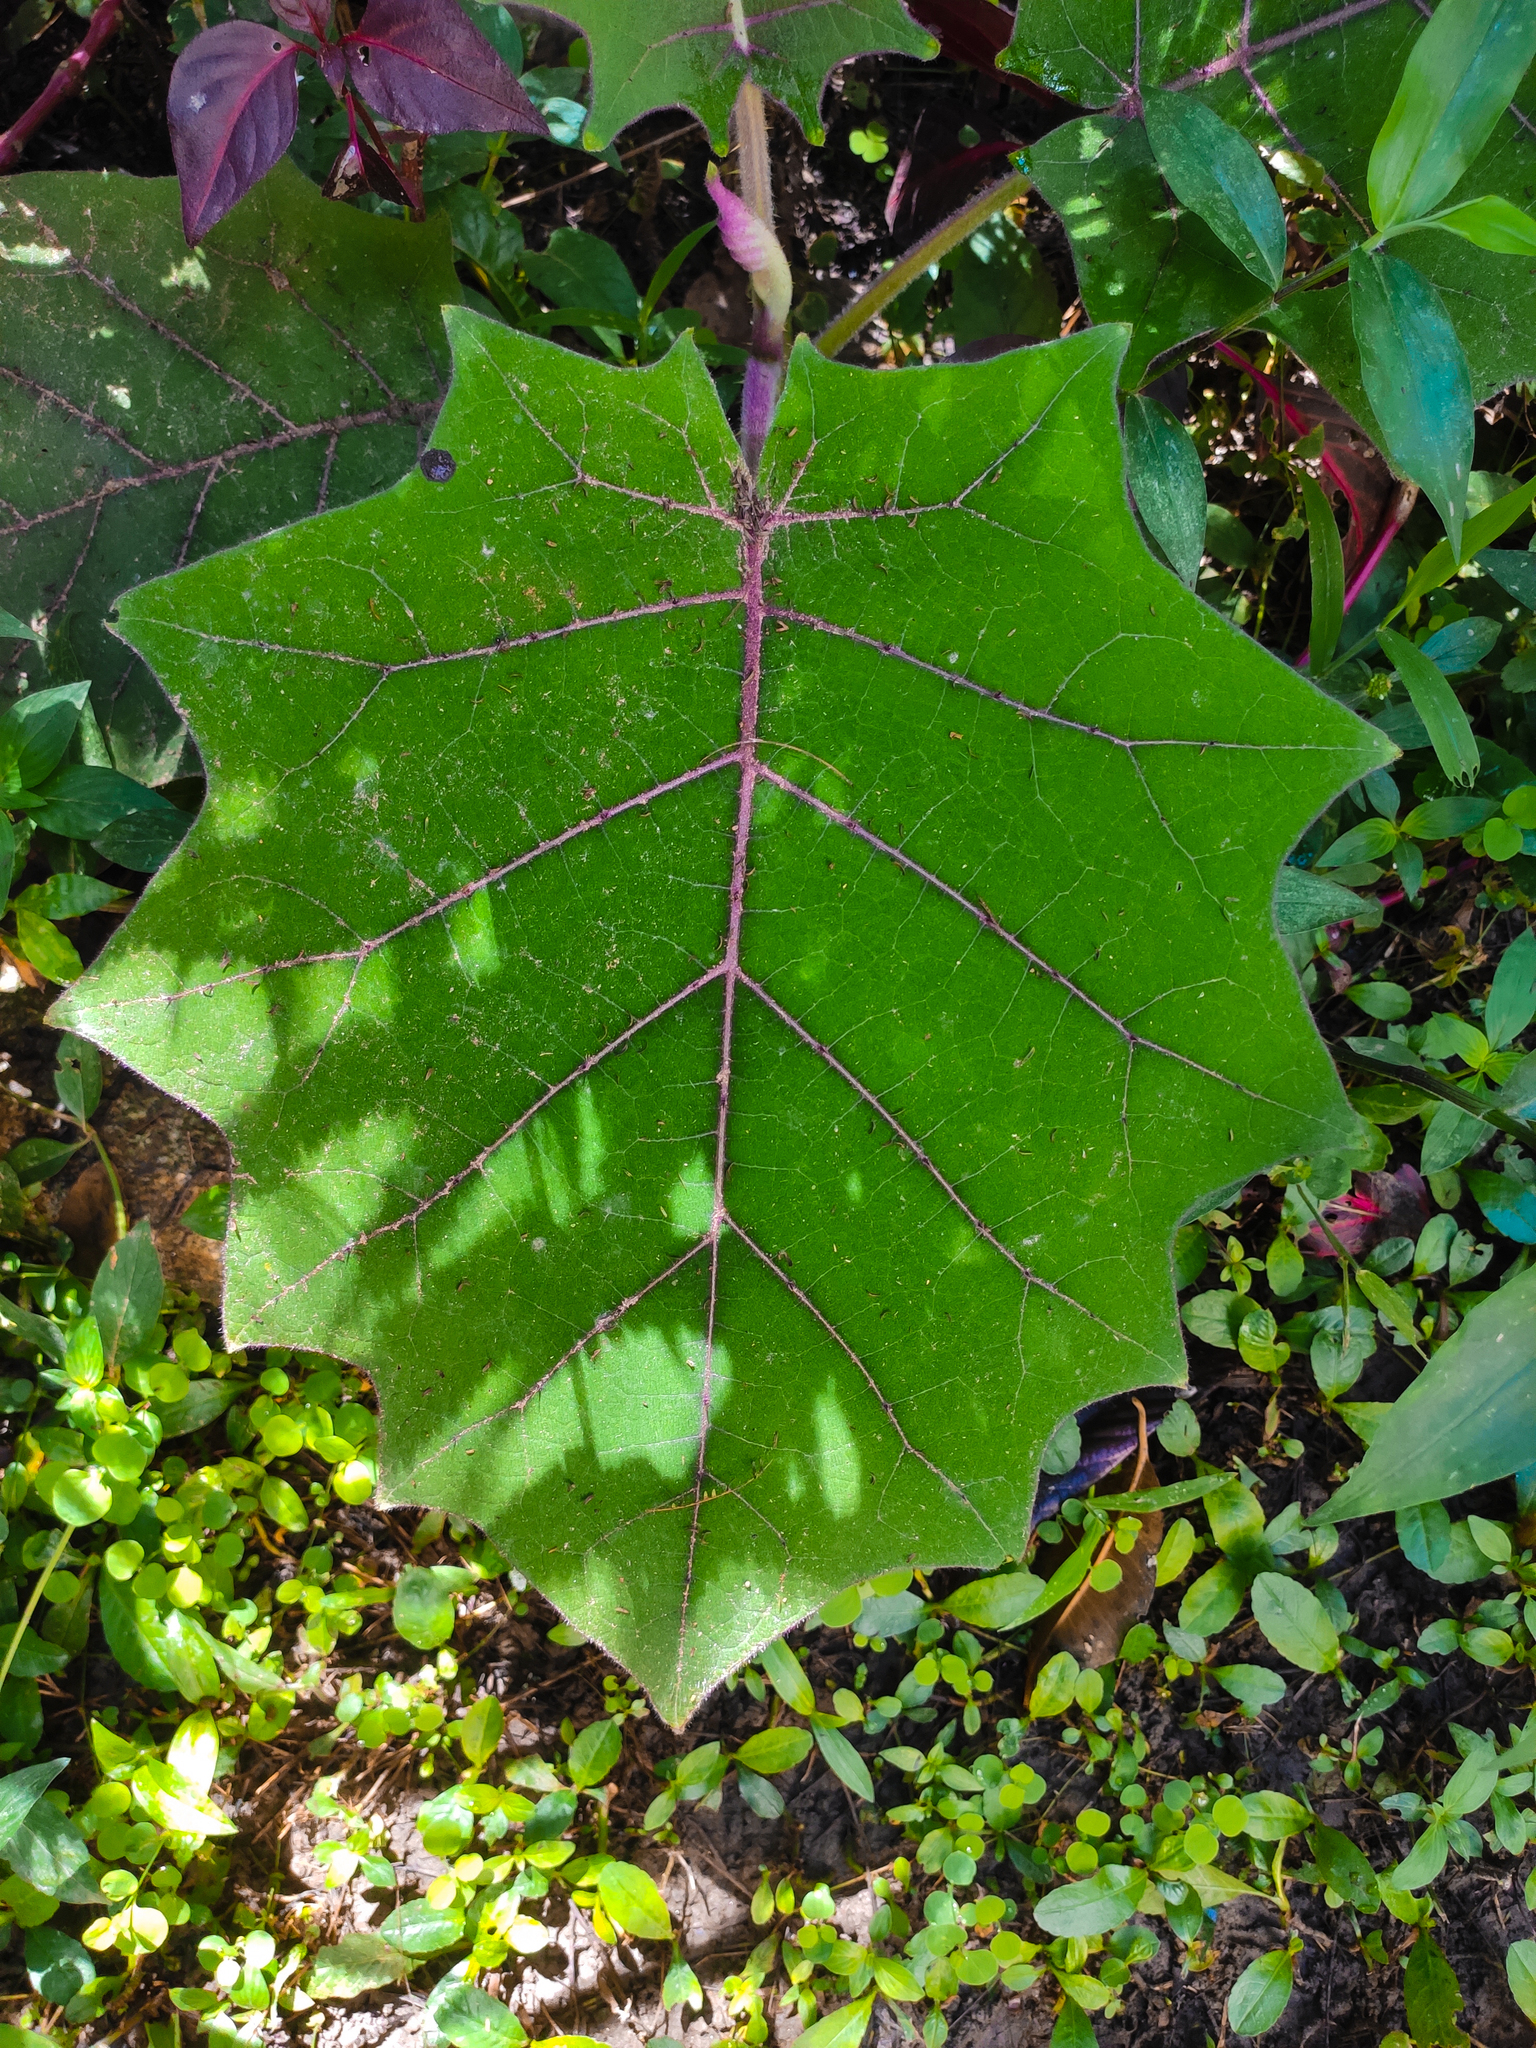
(420, 450, 456, 482)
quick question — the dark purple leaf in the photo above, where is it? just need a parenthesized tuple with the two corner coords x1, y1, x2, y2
(268, 0, 333, 38)
(168, 21, 301, 244)
(318, 40, 348, 94)
(339, 0, 546, 136)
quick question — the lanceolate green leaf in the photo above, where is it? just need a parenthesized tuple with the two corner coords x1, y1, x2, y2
(1403, 1930, 1469, 2048)
(1013, 2, 1536, 405)
(1378, 626, 1480, 784)
(0, 164, 455, 783)
(60, 321, 1385, 1723)
(1123, 394, 1206, 587)
(1320, 1263, 1536, 1520)
(1143, 92, 1287, 287)
(1300, 474, 1344, 671)
(1427, 191, 1536, 250)
(1350, 250, 1473, 556)
(563, 0, 938, 149)
(1367, 0, 1536, 229)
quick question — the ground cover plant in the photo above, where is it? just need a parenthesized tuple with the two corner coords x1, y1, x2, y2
(9, 0, 1536, 2043)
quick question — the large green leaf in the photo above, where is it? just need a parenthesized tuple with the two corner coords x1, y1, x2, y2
(1014, 1, 1536, 404)
(58, 319, 1384, 1722)
(0, 162, 455, 782)
(563, 1, 938, 149)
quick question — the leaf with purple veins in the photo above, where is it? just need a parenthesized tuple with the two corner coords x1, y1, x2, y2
(268, 0, 334, 40)
(168, 21, 301, 245)
(339, 0, 547, 137)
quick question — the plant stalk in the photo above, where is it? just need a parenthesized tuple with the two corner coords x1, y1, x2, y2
(1213, 341, 1363, 542)
(733, 78, 773, 242)
(87, 1122, 128, 1245)
(1339, 483, 1418, 617)
(61, 1110, 127, 1245)
(0, 0, 127, 173)
(729, 79, 784, 474)
(815, 169, 1030, 360)
(0, 1525, 70, 1694)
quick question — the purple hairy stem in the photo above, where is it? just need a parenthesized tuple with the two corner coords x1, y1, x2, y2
(713, 77, 790, 475)
(740, 308, 783, 475)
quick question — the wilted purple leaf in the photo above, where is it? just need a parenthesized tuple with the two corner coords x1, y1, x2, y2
(322, 132, 417, 211)
(268, 0, 333, 38)
(339, 0, 547, 136)
(168, 20, 301, 244)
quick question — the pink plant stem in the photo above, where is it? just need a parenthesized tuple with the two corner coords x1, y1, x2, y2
(0, 0, 126, 172)
(1340, 486, 1416, 617)
(1213, 338, 1362, 535)
(1372, 855, 1476, 916)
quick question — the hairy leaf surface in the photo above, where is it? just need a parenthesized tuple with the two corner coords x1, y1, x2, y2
(0, 164, 455, 781)
(61, 320, 1386, 1721)
(1014, 1, 1536, 403)
(564, 0, 937, 148)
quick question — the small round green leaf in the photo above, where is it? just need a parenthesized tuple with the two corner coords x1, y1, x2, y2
(53, 1466, 112, 1526)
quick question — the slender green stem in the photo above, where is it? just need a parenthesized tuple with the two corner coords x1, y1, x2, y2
(636, 220, 715, 365)
(0, 1524, 69, 1694)
(86, 1124, 128, 1246)
(1138, 215, 1463, 391)
(59, 1109, 127, 1245)
(815, 170, 1031, 360)
(1339, 1044, 1536, 1144)
(1294, 1183, 1360, 1362)
(1140, 247, 1356, 388)
(479, 134, 507, 192)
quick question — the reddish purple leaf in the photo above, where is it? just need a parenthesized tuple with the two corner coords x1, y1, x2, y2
(168, 20, 301, 244)
(317, 39, 348, 95)
(339, 0, 546, 136)
(269, 0, 333, 38)
(1298, 1164, 1429, 1259)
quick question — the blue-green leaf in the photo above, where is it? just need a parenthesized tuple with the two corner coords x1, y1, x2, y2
(1352, 252, 1473, 557)
(1144, 91, 1287, 288)
(1124, 394, 1206, 586)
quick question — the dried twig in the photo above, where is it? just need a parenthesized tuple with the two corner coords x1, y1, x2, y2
(505, 119, 703, 209)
